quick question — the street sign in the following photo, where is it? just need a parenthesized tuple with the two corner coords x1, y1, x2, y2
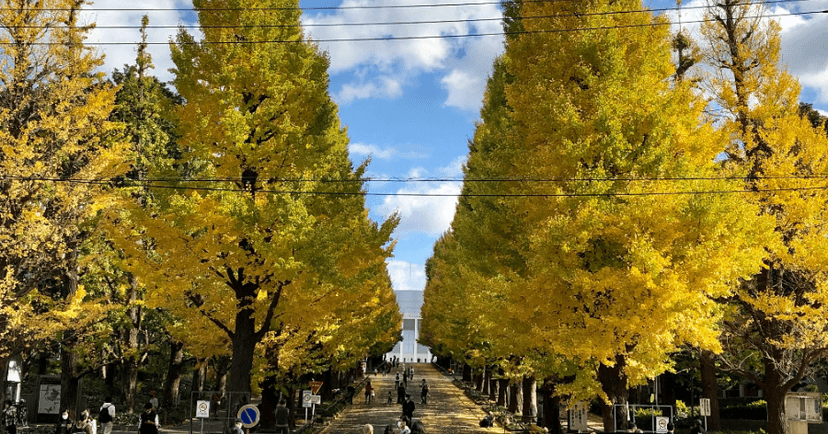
(700, 398, 711, 416)
(237, 404, 260, 428)
(310, 395, 321, 405)
(196, 400, 210, 418)
(655, 417, 670, 433)
(310, 381, 323, 395)
(302, 390, 313, 408)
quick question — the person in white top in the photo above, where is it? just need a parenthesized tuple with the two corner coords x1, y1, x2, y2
(98, 398, 115, 434)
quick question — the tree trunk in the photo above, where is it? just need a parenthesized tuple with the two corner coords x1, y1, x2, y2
(765, 386, 786, 434)
(482, 366, 491, 396)
(123, 361, 138, 413)
(123, 275, 142, 412)
(0, 358, 8, 409)
(227, 307, 257, 396)
(523, 376, 537, 420)
(286, 386, 297, 430)
(761, 355, 793, 434)
(509, 379, 522, 414)
(60, 245, 81, 416)
(598, 355, 629, 432)
(700, 351, 721, 431)
(540, 380, 562, 434)
(498, 378, 509, 407)
(474, 369, 484, 392)
(59, 348, 81, 417)
(163, 340, 185, 409)
(661, 370, 677, 419)
(192, 359, 207, 392)
(463, 364, 472, 382)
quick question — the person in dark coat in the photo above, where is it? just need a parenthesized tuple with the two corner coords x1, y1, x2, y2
(401, 395, 415, 423)
(274, 399, 290, 434)
(397, 383, 406, 405)
(137, 402, 159, 434)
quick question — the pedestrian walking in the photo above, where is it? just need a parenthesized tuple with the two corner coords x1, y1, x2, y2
(3, 400, 17, 434)
(99, 397, 115, 434)
(365, 381, 375, 404)
(397, 383, 406, 405)
(420, 380, 429, 405)
(387, 391, 393, 404)
(137, 403, 159, 434)
(361, 424, 373, 434)
(274, 399, 290, 434)
(409, 367, 414, 381)
(401, 395, 415, 424)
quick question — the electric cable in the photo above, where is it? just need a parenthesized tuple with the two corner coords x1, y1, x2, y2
(1, 0, 809, 29)
(4, 6, 826, 44)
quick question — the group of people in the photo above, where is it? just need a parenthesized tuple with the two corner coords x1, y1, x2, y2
(49, 392, 160, 434)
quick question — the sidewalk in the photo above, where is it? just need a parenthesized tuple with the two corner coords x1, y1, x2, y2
(318, 363, 493, 433)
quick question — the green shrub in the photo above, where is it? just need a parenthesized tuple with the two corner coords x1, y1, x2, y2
(720, 400, 767, 420)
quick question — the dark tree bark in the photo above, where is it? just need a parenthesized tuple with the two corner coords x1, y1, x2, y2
(482, 366, 491, 396)
(163, 340, 185, 409)
(509, 379, 522, 414)
(700, 351, 720, 431)
(523, 376, 537, 420)
(498, 378, 509, 407)
(598, 355, 629, 432)
(462, 364, 472, 382)
(540, 380, 562, 434)
(122, 275, 143, 412)
(192, 359, 207, 392)
(474, 368, 484, 392)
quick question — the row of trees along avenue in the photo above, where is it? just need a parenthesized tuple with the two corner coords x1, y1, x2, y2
(0, 0, 402, 427)
(419, 1, 828, 434)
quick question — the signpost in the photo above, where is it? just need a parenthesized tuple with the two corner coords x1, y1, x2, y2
(237, 404, 260, 429)
(655, 417, 670, 433)
(700, 398, 711, 431)
(302, 390, 312, 424)
(310, 381, 323, 395)
(301, 385, 324, 426)
(195, 401, 210, 434)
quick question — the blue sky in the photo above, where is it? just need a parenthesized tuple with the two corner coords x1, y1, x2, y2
(82, 0, 828, 293)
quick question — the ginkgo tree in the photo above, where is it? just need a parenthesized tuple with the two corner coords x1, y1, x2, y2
(424, 0, 778, 430)
(108, 0, 400, 399)
(0, 0, 126, 409)
(697, 1, 828, 433)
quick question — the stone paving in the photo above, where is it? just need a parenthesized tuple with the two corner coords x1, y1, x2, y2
(319, 363, 495, 434)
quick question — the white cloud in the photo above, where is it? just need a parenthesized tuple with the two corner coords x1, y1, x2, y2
(377, 158, 467, 236)
(438, 155, 467, 177)
(81, 0, 195, 83)
(386, 260, 426, 291)
(349, 143, 430, 160)
(303, 0, 503, 111)
(337, 76, 404, 103)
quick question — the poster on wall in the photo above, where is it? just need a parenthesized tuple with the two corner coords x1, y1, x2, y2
(38, 384, 61, 414)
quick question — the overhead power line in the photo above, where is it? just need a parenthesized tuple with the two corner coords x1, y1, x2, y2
(2, 176, 827, 198)
(7, 174, 828, 184)
(0, 0, 812, 12)
(12, 9, 824, 44)
(2, 0, 809, 29)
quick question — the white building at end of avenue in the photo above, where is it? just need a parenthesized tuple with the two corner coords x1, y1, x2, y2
(386, 290, 432, 363)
